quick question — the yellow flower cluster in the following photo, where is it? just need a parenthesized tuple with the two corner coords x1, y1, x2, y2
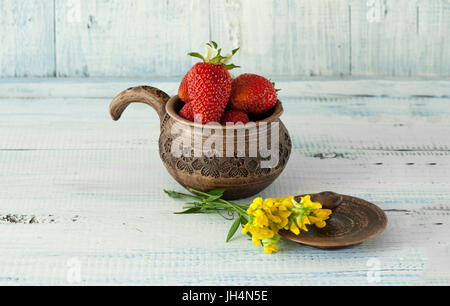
(242, 195, 332, 254)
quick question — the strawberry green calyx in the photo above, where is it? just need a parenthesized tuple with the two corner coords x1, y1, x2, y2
(270, 80, 281, 93)
(188, 41, 240, 70)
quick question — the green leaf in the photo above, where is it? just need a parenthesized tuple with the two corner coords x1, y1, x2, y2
(271, 81, 281, 92)
(211, 41, 218, 49)
(239, 216, 252, 238)
(240, 215, 248, 225)
(184, 202, 204, 206)
(224, 64, 241, 70)
(188, 52, 205, 61)
(174, 207, 203, 214)
(207, 189, 225, 197)
(203, 189, 225, 202)
(205, 195, 222, 202)
(232, 47, 240, 55)
(226, 217, 241, 242)
(164, 190, 183, 199)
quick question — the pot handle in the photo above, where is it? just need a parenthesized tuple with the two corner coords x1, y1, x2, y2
(109, 86, 170, 121)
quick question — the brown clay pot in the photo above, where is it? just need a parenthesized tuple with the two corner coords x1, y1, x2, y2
(110, 86, 291, 200)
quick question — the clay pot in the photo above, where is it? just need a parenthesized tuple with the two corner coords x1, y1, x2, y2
(110, 86, 291, 200)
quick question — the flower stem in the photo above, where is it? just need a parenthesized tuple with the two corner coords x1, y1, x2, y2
(189, 188, 249, 217)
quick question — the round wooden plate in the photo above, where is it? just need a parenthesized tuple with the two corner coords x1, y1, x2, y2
(279, 192, 387, 249)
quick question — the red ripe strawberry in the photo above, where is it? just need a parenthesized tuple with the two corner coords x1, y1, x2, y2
(178, 103, 194, 121)
(178, 73, 190, 103)
(187, 63, 231, 123)
(221, 110, 249, 125)
(230, 74, 278, 115)
(186, 42, 240, 123)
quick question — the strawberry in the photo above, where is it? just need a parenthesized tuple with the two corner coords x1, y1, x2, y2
(221, 110, 249, 125)
(187, 63, 231, 123)
(178, 72, 190, 103)
(230, 74, 278, 115)
(186, 42, 240, 123)
(178, 103, 194, 121)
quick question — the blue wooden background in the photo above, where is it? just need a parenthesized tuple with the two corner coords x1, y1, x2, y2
(0, 0, 449, 78)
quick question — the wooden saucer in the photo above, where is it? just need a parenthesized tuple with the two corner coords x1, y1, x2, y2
(279, 192, 387, 249)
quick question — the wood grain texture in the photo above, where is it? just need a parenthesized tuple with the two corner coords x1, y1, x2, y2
(211, 0, 351, 76)
(54, 0, 209, 77)
(1, 77, 448, 99)
(350, 0, 450, 76)
(0, 0, 55, 77)
(0, 78, 449, 285)
(414, 0, 450, 76)
(1, 0, 449, 77)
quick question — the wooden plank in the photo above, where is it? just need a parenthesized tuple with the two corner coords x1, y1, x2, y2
(0, 94, 449, 285)
(350, 0, 417, 76)
(350, 0, 450, 76)
(0, 0, 55, 77)
(414, 0, 450, 76)
(0, 1, 448, 78)
(210, 0, 351, 77)
(54, 0, 209, 77)
(1, 96, 449, 204)
(0, 208, 448, 285)
(1, 78, 448, 99)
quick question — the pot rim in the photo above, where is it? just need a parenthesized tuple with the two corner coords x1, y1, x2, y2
(166, 95, 284, 130)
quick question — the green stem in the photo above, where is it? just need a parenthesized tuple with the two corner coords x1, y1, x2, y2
(167, 190, 248, 208)
(189, 188, 249, 217)
(182, 205, 235, 212)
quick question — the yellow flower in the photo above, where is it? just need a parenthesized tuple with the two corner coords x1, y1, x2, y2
(307, 215, 320, 223)
(243, 223, 275, 241)
(289, 222, 300, 235)
(276, 196, 295, 209)
(263, 198, 275, 209)
(262, 235, 280, 254)
(301, 195, 323, 209)
(278, 213, 291, 228)
(315, 220, 327, 228)
(247, 197, 263, 215)
(276, 196, 295, 202)
(264, 244, 278, 254)
(242, 194, 333, 254)
(307, 215, 328, 228)
(313, 208, 332, 220)
(254, 210, 269, 227)
(283, 195, 334, 236)
(271, 215, 282, 224)
(254, 227, 275, 240)
(252, 237, 261, 246)
(297, 215, 311, 232)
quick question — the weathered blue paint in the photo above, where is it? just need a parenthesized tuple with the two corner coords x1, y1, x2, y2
(0, 0, 55, 77)
(0, 77, 449, 284)
(0, 0, 449, 78)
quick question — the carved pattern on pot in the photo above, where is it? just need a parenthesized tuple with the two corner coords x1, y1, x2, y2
(110, 85, 292, 200)
(158, 127, 291, 179)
